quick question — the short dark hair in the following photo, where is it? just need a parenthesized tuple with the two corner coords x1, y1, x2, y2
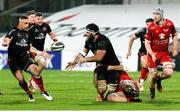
(36, 12, 43, 17)
(145, 18, 154, 23)
(27, 10, 36, 16)
(16, 16, 28, 26)
(86, 23, 99, 33)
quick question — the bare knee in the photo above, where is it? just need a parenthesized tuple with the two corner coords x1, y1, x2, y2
(149, 68, 157, 79)
(163, 68, 173, 78)
(162, 63, 174, 78)
(39, 61, 46, 68)
(97, 81, 107, 94)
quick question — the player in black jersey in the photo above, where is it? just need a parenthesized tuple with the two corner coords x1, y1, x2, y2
(126, 18, 153, 91)
(2, 16, 50, 102)
(27, 10, 36, 26)
(66, 23, 120, 101)
(26, 12, 57, 100)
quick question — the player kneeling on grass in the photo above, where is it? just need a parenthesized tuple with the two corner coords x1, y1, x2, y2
(66, 61, 141, 102)
(95, 65, 141, 102)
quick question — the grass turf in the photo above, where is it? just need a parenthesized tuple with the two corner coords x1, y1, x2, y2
(0, 70, 180, 110)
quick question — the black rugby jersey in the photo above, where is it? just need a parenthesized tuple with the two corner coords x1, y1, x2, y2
(85, 34, 120, 65)
(28, 23, 51, 51)
(6, 27, 31, 62)
(135, 27, 147, 53)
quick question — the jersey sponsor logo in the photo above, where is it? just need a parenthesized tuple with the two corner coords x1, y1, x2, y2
(16, 39, 28, 47)
(159, 33, 165, 39)
(35, 29, 39, 32)
(35, 33, 45, 39)
(17, 33, 21, 37)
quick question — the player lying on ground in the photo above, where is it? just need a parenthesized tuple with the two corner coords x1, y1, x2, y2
(66, 57, 141, 102)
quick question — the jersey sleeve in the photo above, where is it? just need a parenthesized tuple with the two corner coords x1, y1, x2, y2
(145, 26, 152, 41)
(5, 29, 16, 39)
(97, 40, 106, 50)
(46, 24, 52, 33)
(135, 28, 146, 38)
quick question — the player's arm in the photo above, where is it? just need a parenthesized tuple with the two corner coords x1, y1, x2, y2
(145, 39, 156, 62)
(172, 33, 178, 57)
(65, 48, 89, 71)
(29, 44, 50, 58)
(79, 49, 106, 63)
(126, 34, 137, 59)
(2, 36, 11, 47)
(49, 31, 58, 42)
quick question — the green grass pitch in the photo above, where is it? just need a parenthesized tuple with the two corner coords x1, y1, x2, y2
(0, 70, 180, 110)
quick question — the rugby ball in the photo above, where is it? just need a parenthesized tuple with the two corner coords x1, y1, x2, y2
(50, 41, 65, 52)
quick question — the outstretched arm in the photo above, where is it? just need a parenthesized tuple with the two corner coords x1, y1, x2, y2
(49, 32, 58, 42)
(126, 34, 137, 59)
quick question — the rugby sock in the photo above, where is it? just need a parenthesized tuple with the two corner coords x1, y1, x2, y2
(139, 67, 149, 83)
(19, 81, 32, 95)
(33, 76, 45, 93)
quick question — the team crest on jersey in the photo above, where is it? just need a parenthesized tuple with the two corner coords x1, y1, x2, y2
(35, 29, 39, 32)
(159, 33, 165, 39)
(17, 33, 21, 37)
(43, 27, 47, 31)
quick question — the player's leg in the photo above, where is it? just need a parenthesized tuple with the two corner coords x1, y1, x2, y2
(13, 70, 34, 101)
(147, 54, 158, 99)
(34, 55, 46, 74)
(139, 55, 149, 91)
(27, 61, 53, 101)
(94, 66, 108, 101)
(8, 60, 34, 101)
(156, 55, 173, 92)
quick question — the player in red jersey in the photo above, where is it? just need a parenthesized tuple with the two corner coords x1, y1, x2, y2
(106, 69, 141, 102)
(126, 18, 153, 91)
(145, 7, 178, 99)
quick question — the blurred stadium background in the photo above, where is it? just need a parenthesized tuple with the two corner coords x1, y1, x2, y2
(0, 0, 180, 110)
(0, 0, 180, 71)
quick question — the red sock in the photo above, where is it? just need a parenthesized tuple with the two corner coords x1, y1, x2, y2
(32, 76, 45, 93)
(139, 67, 149, 81)
(19, 81, 32, 95)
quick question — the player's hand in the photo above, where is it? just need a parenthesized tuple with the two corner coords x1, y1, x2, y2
(77, 54, 86, 65)
(65, 62, 76, 71)
(151, 53, 156, 62)
(172, 49, 178, 57)
(52, 38, 58, 42)
(41, 51, 51, 59)
(126, 52, 131, 59)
